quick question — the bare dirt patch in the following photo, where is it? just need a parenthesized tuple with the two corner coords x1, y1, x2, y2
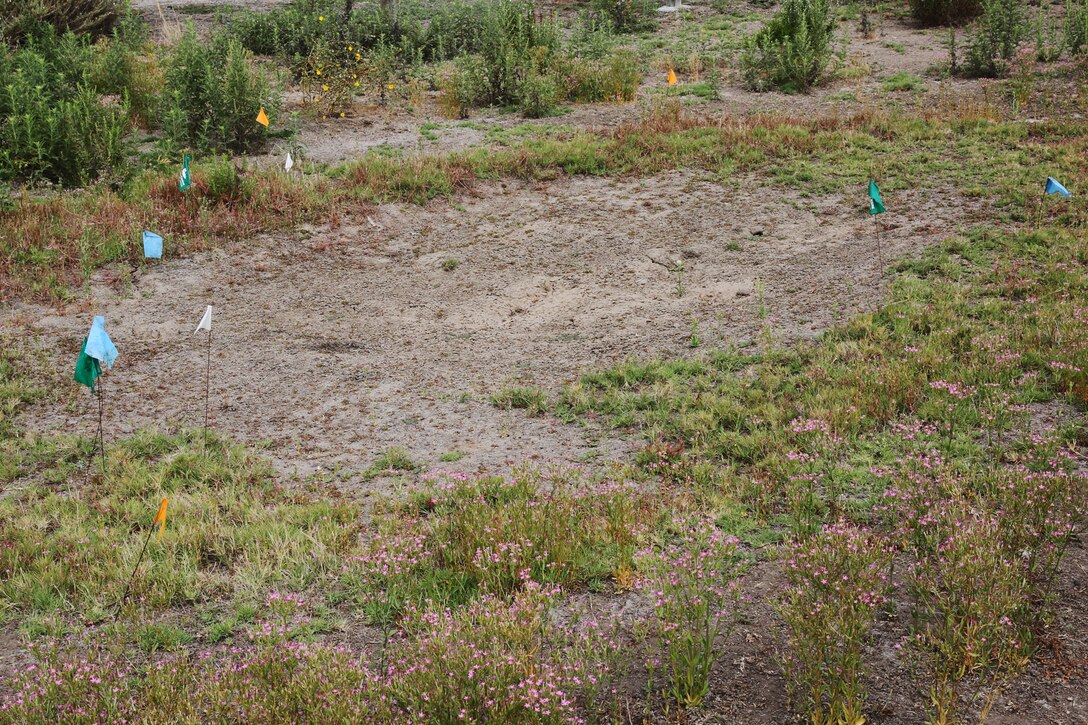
(13, 171, 985, 485)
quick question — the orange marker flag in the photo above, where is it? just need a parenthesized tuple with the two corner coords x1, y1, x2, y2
(667, 67, 677, 86)
(153, 498, 169, 539)
(256, 107, 269, 127)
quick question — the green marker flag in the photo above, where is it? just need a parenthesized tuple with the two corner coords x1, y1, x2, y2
(179, 155, 191, 192)
(74, 336, 102, 391)
(868, 180, 885, 215)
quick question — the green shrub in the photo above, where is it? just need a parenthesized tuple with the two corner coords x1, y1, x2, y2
(963, 0, 1025, 77)
(0, 26, 130, 186)
(161, 27, 279, 153)
(1066, 0, 1088, 56)
(519, 71, 560, 117)
(589, 0, 657, 34)
(740, 0, 836, 93)
(908, 0, 982, 26)
(1, 0, 128, 44)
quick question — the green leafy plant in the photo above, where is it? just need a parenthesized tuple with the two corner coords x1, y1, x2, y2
(963, 0, 1025, 77)
(0, 25, 130, 186)
(589, 0, 657, 34)
(1, 0, 128, 44)
(908, 0, 982, 26)
(740, 0, 836, 93)
(777, 523, 893, 725)
(161, 27, 278, 153)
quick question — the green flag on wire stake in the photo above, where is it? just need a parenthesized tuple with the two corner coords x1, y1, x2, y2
(73, 336, 101, 391)
(868, 180, 885, 215)
(179, 155, 191, 191)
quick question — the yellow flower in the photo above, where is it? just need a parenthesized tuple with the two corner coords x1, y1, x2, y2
(318, 15, 324, 21)
(340, 112, 345, 117)
(355, 53, 361, 61)
(387, 84, 395, 90)
(316, 68, 322, 76)
(352, 74, 358, 79)
(348, 45, 353, 51)
(354, 81, 360, 87)
(323, 84, 329, 91)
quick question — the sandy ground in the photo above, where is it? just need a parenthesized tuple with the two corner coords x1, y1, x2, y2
(15, 172, 982, 484)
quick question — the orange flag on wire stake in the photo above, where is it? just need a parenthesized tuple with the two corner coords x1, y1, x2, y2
(256, 107, 269, 127)
(154, 498, 169, 539)
(667, 67, 677, 86)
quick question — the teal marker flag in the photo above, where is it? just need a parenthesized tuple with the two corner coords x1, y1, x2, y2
(179, 155, 191, 192)
(1045, 177, 1071, 197)
(868, 180, 886, 215)
(143, 230, 163, 259)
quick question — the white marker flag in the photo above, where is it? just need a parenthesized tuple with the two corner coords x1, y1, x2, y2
(194, 306, 212, 334)
(285, 152, 294, 173)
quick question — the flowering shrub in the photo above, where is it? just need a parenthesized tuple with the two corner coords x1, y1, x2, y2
(636, 518, 744, 708)
(908, 510, 1033, 725)
(776, 522, 893, 725)
(1, 585, 626, 724)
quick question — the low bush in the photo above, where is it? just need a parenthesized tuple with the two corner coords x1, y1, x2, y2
(740, 0, 836, 93)
(908, 0, 982, 26)
(777, 523, 893, 725)
(636, 518, 744, 709)
(589, 0, 657, 34)
(1065, 0, 1088, 56)
(963, 0, 1026, 77)
(0, 25, 131, 186)
(1, 0, 127, 44)
(161, 28, 279, 154)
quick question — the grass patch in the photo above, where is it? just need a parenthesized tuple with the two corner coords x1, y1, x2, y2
(491, 385, 550, 415)
(0, 429, 361, 624)
(881, 71, 925, 91)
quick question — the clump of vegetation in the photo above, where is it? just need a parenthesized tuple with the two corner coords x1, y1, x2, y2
(740, 0, 836, 93)
(1067, 0, 1088, 56)
(963, 0, 1025, 77)
(161, 28, 278, 154)
(589, 0, 657, 34)
(0, 430, 360, 620)
(909, 0, 982, 26)
(1, 0, 127, 44)
(0, 23, 137, 186)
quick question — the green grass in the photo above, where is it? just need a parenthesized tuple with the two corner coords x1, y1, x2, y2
(362, 446, 418, 479)
(0, 429, 361, 624)
(560, 225, 1088, 533)
(491, 385, 550, 415)
(881, 71, 924, 91)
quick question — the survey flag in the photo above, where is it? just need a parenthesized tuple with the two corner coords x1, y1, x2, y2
(257, 107, 269, 127)
(667, 67, 677, 86)
(143, 230, 163, 259)
(285, 152, 294, 172)
(194, 306, 212, 334)
(153, 498, 168, 539)
(74, 336, 101, 391)
(1045, 177, 1071, 197)
(868, 180, 885, 215)
(179, 155, 191, 191)
(85, 316, 118, 369)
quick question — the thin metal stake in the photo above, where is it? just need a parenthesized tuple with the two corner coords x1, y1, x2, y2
(203, 326, 212, 454)
(119, 522, 156, 611)
(96, 376, 107, 482)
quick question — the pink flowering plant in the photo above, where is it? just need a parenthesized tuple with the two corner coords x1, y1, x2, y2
(635, 517, 744, 709)
(775, 521, 893, 725)
(907, 509, 1033, 725)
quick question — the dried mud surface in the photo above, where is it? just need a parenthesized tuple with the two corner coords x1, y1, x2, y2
(15, 172, 981, 483)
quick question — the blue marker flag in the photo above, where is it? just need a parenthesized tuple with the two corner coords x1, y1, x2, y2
(84, 316, 119, 369)
(143, 230, 163, 259)
(1045, 177, 1071, 197)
